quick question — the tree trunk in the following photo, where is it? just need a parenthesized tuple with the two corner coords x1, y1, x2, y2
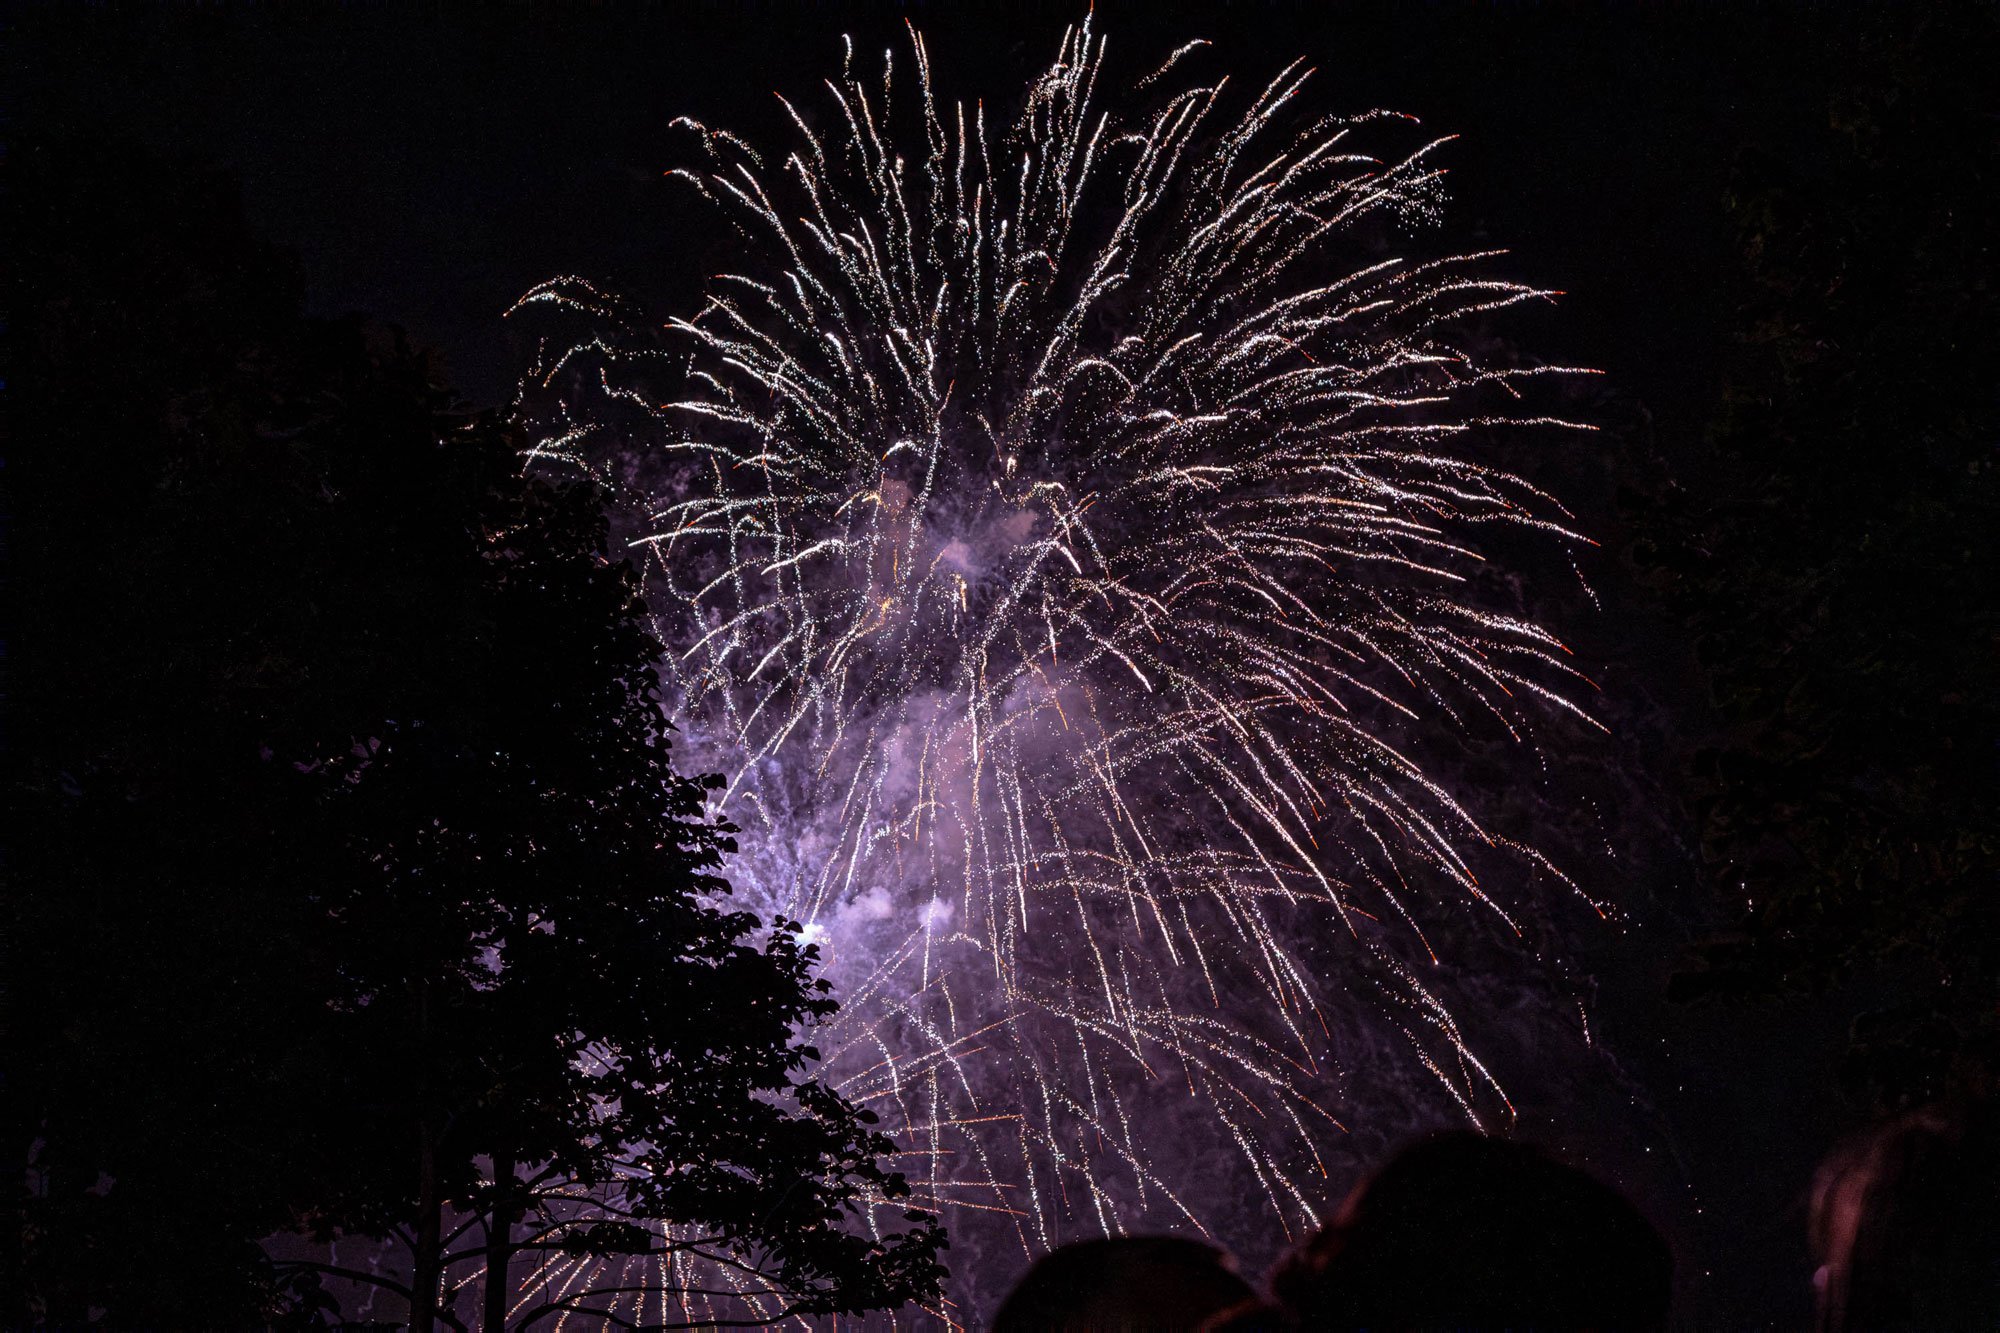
(411, 1118, 443, 1333)
(411, 976, 442, 1333)
(483, 1152, 517, 1333)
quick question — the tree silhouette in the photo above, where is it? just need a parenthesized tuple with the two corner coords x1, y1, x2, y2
(11, 136, 945, 1329)
(1628, 11, 2000, 1108)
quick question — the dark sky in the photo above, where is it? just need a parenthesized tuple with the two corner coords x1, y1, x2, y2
(17, 4, 1888, 1323)
(20, 2, 1817, 419)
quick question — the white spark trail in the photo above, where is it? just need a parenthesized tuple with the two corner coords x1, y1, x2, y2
(511, 15, 1602, 1324)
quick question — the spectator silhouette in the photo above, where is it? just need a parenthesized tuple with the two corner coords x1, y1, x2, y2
(1811, 1099, 2000, 1330)
(992, 1235, 1256, 1332)
(1260, 1132, 1671, 1331)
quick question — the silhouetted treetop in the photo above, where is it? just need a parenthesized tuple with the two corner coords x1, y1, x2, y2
(12, 135, 944, 1330)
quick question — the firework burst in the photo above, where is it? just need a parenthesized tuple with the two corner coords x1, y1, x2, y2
(513, 16, 1604, 1323)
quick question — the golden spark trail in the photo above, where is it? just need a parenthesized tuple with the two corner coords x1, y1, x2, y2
(511, 14, 1604, 1323)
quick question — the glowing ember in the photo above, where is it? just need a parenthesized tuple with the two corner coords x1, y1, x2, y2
(513, 15, 1603, 1322)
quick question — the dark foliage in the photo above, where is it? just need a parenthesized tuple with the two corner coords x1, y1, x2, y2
(1627, 12, 2000, 1108)
(10, 137, 944, 1328)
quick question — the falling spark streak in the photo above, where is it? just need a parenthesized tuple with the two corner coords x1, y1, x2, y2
(510, 15, 1604, 1325)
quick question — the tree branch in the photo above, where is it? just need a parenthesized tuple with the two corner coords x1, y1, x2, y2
(511, 1288, 806, 1331)
(269, 1259, 472, 1333)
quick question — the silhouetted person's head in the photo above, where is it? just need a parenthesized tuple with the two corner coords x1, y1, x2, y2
(1811, 1100, 2000, 1331)
(1271, 1132, 1670, 1331)
(992, 1235, 1256, 1332)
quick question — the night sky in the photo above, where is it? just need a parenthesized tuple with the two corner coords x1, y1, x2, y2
(23, 2, 1783, 414)
(19, 4, 1989, 1326)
